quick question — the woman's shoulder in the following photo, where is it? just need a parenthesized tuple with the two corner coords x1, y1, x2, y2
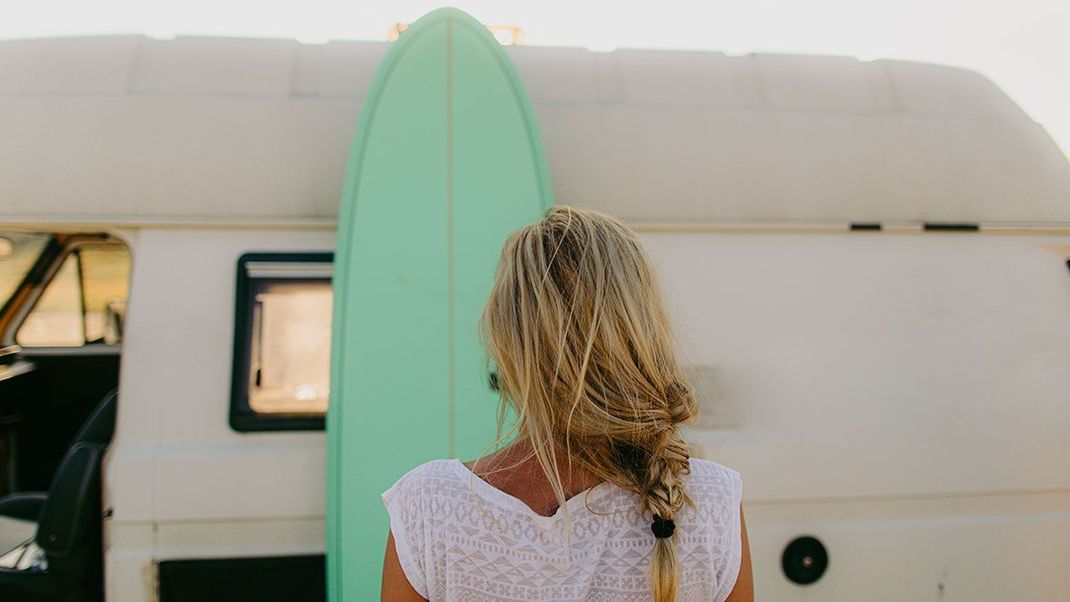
(382, 458, 463, 500)
(395, 457, 459, 481)
(688, 456, 740, 476)
(686, 457, 743, 499)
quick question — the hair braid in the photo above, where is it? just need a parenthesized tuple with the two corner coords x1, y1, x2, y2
(640, 429, 693, 602)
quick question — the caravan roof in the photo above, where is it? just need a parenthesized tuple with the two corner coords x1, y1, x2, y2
(1, 35, 1068, 226)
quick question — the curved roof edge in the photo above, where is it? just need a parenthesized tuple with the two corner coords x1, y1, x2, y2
(1, 35, 1068, 225)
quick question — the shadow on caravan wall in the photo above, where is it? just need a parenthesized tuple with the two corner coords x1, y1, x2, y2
(0, 3, 1069, 602)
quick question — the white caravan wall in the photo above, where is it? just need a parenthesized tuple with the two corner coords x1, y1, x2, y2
(106, 226, 1070, 601)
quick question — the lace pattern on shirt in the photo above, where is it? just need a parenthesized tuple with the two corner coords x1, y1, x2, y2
(382, 457, 743, 602)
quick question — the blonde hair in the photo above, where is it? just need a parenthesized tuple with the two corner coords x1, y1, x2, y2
(478, 205, 697, 602)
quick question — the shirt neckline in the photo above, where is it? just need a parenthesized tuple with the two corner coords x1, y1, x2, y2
(447, 458, 613, 526)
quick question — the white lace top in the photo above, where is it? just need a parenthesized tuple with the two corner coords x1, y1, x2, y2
(381, 457, 744, 601)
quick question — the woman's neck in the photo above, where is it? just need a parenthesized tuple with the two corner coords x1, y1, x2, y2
(465, 438, 604, 516)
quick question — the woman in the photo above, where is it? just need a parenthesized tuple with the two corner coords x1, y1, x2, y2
(381, 205, 753, 601)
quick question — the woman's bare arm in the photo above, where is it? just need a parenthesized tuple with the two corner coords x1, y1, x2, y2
(381, 531, 428, 602)
(725, 504, 755, 602)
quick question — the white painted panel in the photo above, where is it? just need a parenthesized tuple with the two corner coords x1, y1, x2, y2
(744, 492, 1070, 600)
(109, 228, 334, 525)
(103, 226, 1070, 601)
(643, 232, 1070, 500)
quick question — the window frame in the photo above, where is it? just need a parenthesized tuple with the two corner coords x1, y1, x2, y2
(229, 251, 333, 433)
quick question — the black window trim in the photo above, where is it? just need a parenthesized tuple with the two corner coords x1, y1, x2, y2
(229, 251, 333, 433)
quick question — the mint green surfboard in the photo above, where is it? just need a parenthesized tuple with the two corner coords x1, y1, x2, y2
(326, 7, 553, 600)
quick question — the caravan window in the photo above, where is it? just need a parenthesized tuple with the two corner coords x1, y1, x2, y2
(230, 253, 333, 432)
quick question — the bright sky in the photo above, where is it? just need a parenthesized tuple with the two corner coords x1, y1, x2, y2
(5, 0, 1069, 158)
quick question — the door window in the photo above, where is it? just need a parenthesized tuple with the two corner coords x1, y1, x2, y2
(16, 243, 130, 347)
(0, 232, 50, 312)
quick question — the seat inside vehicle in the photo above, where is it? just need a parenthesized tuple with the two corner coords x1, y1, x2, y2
(0, 389, 117, 602)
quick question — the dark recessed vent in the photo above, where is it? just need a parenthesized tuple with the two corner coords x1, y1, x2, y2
(923, 222, 979, 231)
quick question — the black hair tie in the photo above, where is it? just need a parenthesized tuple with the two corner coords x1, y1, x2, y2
(651, 515, 675, 539)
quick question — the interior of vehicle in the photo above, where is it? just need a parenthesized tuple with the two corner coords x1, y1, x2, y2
(0, 230, 130, 602)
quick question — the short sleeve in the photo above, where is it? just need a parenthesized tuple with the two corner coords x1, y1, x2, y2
(713, 467, 744, 602)
(382, 473, 429, 598)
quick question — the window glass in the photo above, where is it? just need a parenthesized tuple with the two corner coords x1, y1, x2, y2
(17, 252, 84, 347)
(0, 232, 50, 311)
(80, 244, 131, 344)
(231, 253, 334, 430)
(15, 242, 131, 348)
(248, 279, 332, 414)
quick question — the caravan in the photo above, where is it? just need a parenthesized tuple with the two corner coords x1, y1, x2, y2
(0, 34, 1068, 600)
